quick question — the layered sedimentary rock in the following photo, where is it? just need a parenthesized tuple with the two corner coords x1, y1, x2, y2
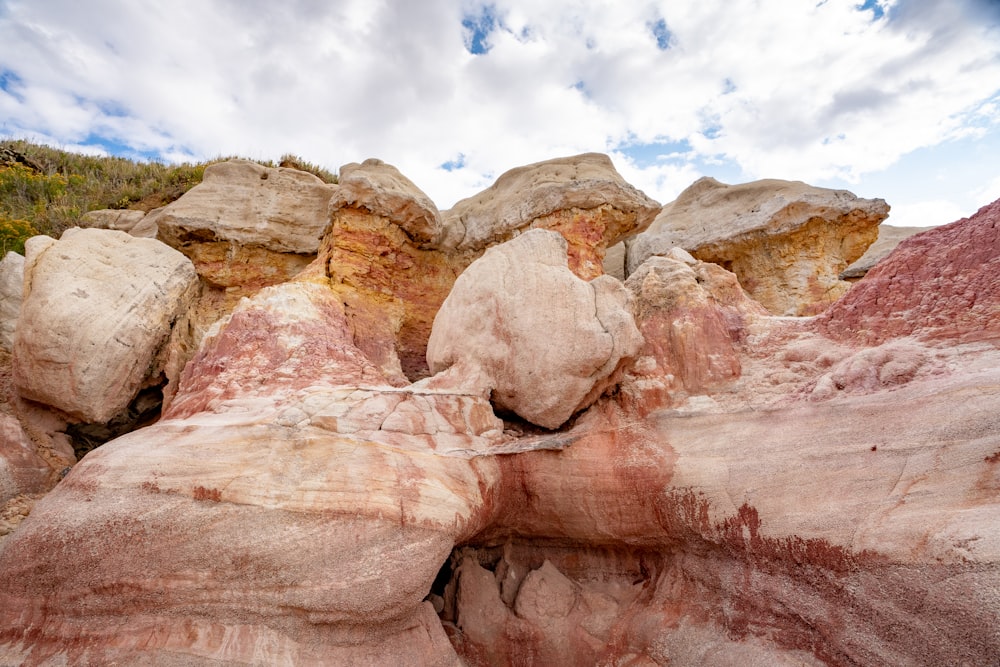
(0, 153, 998, 666)
(0, 252, 23, 352)
(13, 228, 199, 423)
(817, 198, 1000, 345)
(442, 153, 661, 279)
(317, 158, 468, 382)
(628, 177, 889, 315)
(427, 229, 641, 429)
(151, 159, 334, 289)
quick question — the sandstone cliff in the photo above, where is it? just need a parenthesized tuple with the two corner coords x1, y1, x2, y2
(0, 156, 998, 667)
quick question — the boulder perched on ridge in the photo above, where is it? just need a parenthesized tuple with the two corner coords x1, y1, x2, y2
(427, 229, 642, 429)
(627, 177, 889, 315)
(442, 153, 661, 279)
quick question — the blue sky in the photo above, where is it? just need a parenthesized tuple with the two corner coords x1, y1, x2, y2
(1, 0, 999, 226)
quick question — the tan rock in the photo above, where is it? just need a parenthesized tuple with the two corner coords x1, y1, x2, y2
(628, 176, 889, 315)
(151, 159, 334, 288)
(78, 208, 147, 233)
(13, 228, 199, 423)
(840, 224, 933, 280)
(427, 229, 642, 429)
(318, 159, 470, 382)
(0, 252, 24, 352)
(442, 153, 661, 279)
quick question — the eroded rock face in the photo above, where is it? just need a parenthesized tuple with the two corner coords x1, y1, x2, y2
(427, 229, 642, 429)
(621, 249, 767, 412)
(817, 198, 1000, 345)
(317, 159, 469, 382)
(0, 274, 504, 665)
(443, 153, 661, 279)
(0, 160, 998, 667)
(628, 177, 889, 315)
(151, 159, 334, 289)
(0, 252, 24, 352)
(839, 223, 933, 280)
(13, 228, 199, 424)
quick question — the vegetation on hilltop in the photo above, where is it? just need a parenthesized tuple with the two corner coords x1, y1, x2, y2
(0, 139, 337, 256)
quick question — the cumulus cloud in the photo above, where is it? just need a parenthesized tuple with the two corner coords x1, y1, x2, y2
(0, 0, 998, 216)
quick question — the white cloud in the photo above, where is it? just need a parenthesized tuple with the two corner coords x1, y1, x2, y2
(0, 0, 998, 214)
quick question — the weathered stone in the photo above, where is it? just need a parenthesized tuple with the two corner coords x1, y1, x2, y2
(78, 208, 147, 233)
(628, 177, 889, 315)
(840, 224, 933, 280)
(442, 153, 660, 279)
(13, 228, 199, 423)
(0, 252, 24, 352)
(817, 198, 1000, 345)
(0, 273, 503, 665)
(427, 229, 642, 429)
(150, 159, 334, 288)
(317, 159, 470, 382)
(622, 251, 767, 412)
(0, 413, 50, 505)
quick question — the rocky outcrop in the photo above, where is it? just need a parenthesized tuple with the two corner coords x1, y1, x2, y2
(817, 198, 1000, 345)
(621, 248, 767, 412)
(150, 159, 334, 289)
(316, 158, 468, 382)
(78, 208, 148, 234)
(0, 413, 50, 505)
(0, 154, 998, 667)
(628, 177, 889, 315)
(427, 229, 642, 429)
(13, 228, 199, 424)
(0, 252, 23, 352)
(443, 153, 661, 279)
(839, 224, 933, 280)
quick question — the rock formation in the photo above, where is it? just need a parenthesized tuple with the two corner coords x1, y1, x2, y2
(443, 153, 661, 280)
(628, 176, 889, 315)
(839, 223, 933, 280)
(13, 228, 199, 424)
(427, 229, 642, 429)
(0, 154, 998, 667)
(0, 252, 23, 352)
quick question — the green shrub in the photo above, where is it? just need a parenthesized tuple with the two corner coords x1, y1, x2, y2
(0, 215, 37, 256)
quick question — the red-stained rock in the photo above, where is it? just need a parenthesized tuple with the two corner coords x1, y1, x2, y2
(816, 198, 1000, 345)
(622, 249, 767, 413)
(1, 171, 999, 667)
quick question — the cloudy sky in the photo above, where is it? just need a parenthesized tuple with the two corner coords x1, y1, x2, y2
(1, 0, 999, 225)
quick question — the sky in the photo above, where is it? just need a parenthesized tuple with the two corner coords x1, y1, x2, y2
(1, 0, 999, 227)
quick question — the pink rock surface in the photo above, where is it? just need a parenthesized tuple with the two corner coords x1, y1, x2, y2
(816, 198, 1000, 345)
(0, 174, 998, 666)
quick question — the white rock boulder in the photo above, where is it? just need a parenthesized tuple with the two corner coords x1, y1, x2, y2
(13, 228, 199, 423)
(427, 229, 642, 429)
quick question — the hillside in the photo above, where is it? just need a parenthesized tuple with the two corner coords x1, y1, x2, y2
(0, 139, 336, 255)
